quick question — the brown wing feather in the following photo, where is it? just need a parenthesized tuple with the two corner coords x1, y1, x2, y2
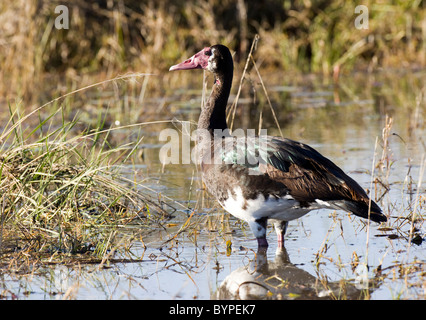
(263, 138, 386, 222)
(265, 160, 365, 203)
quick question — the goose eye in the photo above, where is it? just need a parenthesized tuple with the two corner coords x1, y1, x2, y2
(205, 49, 212, 56)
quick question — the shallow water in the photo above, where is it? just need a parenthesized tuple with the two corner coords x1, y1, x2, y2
(1, 70, 425, 300)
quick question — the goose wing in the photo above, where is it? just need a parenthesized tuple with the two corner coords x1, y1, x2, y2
(217, 135, 386, 222)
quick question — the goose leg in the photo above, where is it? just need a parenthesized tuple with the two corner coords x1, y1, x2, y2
(249, 218, 268, 248)
(272, 220, 288, 248)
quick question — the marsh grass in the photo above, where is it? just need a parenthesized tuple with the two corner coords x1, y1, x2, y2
(312, 99, 425, 299)
(0, 90, 178, 272)
(1, 1, 424, 103)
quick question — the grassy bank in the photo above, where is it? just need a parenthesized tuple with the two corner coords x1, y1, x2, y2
(0, 0, 424, 103)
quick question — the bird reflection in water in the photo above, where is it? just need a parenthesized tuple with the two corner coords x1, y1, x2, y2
(216, 247, 370, 300)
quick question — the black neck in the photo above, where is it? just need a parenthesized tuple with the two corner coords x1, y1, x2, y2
(197, 72, 233, 134)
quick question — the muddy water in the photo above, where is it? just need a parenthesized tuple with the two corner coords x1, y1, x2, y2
(1, 70, 425, 299)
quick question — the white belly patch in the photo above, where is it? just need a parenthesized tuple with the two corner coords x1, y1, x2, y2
(220, 187, 311, 223)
